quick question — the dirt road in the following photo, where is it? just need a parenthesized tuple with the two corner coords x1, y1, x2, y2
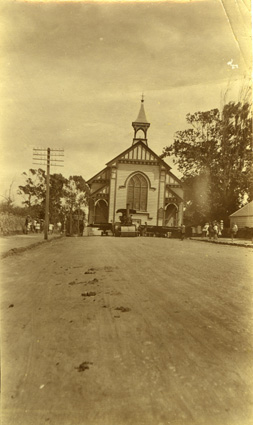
(1, 237, 253, 425)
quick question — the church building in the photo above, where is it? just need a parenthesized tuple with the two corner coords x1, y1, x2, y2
(87, 100, 184, 228)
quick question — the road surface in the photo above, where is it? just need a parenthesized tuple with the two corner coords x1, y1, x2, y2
(1, 236, 253, 425)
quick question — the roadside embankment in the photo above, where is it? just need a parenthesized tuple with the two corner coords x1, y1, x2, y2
(0, 233, 64, 259)
(190, 236, 253, 248)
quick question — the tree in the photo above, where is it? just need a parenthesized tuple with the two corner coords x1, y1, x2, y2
(162, 102, 252, 225)
(62, 176, 90, 235)
(62, 176, 89, 213)
(0, 181, 15, 212)
(17, 169, 46, 217)
(48, 174, 68, 223)
(180, 173, 212, 225)
(18, 170, 90, 226)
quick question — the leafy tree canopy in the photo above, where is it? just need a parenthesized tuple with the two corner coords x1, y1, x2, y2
(162, 102, 252, 225)
(18, 169, 46, 209)
(17, 170, 89, 222)
(62, 176, 90, 213)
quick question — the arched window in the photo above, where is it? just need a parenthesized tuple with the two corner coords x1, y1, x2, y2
(127, 174, 148, 211)
(136, 129, 145, 139)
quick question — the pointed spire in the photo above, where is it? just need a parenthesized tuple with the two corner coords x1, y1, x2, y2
(132, 96, 150, 146)
(134, 94, 148, 123)
(135, 103, 148, 123)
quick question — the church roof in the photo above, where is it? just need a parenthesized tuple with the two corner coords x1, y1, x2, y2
(134, 102, 149, 124)
(168, 187, 184, 201)
(106, 140, 171, 169)
(87, 100, 183, 187)
(86, 167, 108, 184)
(87, 141, 184, 187)
(229, 201, 253, 217)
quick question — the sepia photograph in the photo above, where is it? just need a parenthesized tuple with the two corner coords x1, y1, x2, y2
(0, 0, 252, 424)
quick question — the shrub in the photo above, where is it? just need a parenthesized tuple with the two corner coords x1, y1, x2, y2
(0, 213, 25, 235)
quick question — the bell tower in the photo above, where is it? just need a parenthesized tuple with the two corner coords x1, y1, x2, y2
(132, 95, 150, 146)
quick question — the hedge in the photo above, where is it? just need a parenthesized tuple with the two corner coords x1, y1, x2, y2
(0, 213, 25, 235)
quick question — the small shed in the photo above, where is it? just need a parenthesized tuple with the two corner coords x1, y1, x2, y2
(229, 201, 253, 228)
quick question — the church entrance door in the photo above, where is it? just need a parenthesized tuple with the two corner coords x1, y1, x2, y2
(165, 204, 178, 227)
(94, 200, 108, 224)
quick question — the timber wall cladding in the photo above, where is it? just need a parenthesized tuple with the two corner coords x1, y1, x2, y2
(230, 216, 253, 228)
(115, 163, 160, 223)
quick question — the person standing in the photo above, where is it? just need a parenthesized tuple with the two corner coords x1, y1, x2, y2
(218, 221, 222, 237)
(231, 223, 238, 242)
(32, 218, 37, 233)
(213, 222, 219, 241)
(57, 221, 62, 233)
(180, 224, 186, 241)
(208, 223, 214, 240)
(24, 216, 30, 234)
(79, 220, 84, 236)
(202, 223, 209, 238)
(35, 219, 41, 233)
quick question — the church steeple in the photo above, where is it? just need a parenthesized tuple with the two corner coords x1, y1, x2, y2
(132, 95, 150, 146)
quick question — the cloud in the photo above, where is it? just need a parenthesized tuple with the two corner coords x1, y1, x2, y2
(0, 0, 251, 202)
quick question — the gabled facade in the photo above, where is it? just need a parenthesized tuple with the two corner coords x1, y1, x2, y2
(87, 100, 184, 227)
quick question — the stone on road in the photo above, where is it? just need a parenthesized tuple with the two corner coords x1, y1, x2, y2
(1, 237, 253, 425)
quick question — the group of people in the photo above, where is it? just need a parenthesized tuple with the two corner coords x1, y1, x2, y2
(180, 222, 222, 241)
(202, 221, 238, 241)
(48, 222, 62, 234)
(179, 221, 239, 242)
(202, 222, 222, 241)
(24, 216, 44, 234)
(25, 216, 63, 235)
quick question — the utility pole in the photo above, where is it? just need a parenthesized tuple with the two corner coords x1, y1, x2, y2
(45, 148, 50, 240)
(33, 147, 64, 240)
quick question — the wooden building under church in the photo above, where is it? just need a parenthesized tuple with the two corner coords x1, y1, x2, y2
(87, 100, 184, 229)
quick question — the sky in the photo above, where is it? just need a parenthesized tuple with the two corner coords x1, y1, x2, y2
(0, 0, 251, 205)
